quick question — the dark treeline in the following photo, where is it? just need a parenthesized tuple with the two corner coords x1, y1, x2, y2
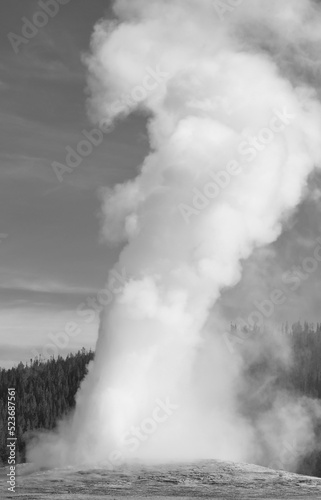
(0, 348, 94, 464)
(231, 320, 321, 477)
(0, 323, 321, 475)
(285, 321, 321, 399)
(284, 321, 321, 477)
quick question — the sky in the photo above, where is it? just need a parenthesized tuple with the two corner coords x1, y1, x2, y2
(0, 0, 149, 367)
(1, 0, 321, 368)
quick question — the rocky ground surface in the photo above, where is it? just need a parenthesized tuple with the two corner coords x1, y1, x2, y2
(1, 459, 321, 499)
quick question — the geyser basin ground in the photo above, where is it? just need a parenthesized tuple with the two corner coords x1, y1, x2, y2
(2, 460, 321, 499)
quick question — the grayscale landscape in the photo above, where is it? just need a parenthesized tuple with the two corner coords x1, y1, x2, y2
(2, 0, 321, 498)
(2, 460, 321, 499)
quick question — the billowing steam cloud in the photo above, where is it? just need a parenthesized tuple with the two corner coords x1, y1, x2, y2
(29, 0, 321, 470)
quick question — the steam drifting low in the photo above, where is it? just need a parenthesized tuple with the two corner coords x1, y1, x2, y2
(29, 0, 321, 471)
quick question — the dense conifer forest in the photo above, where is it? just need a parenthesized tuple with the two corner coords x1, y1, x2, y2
(0, 323, 321, 476)
(0, 348, 94, 464)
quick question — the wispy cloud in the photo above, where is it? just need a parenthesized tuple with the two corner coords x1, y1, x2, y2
(0, 276, 96, 296)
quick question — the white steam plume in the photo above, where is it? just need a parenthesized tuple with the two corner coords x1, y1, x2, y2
(29, 0, 321, 470)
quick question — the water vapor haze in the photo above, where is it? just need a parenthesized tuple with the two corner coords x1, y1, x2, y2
(28, 0, 321, 471)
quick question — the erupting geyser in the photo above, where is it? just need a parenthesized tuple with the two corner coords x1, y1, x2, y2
(29, 0, 321, 471)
